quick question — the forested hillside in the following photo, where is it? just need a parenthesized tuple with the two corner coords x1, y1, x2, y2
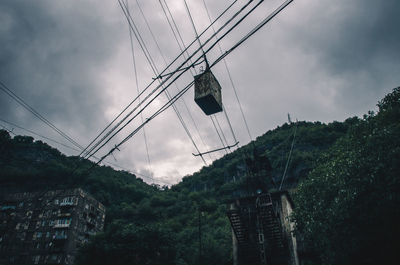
(292, 87, 400, 265)
(1, 87, 398, 265)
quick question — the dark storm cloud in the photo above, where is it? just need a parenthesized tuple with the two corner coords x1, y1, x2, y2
(286, 0, 400, 111)
(0, 1, 122, 140)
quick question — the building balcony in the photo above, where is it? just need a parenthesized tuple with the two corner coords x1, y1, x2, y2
(57, 212, 71, 217)
(1, 206, 16, 211)
(59, 201, 75, 207)
(53, 223, 70, 229)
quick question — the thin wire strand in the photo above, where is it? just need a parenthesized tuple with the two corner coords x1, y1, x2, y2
(182, 0, 206, 58)
(182, 0, 233, 153)
(123, 0, 206, 164)
(0, 118, 80, 152)
(136, 0, 211, 162)
(0, 81, 83, 151)
(279, 120, 298, 190)
(88, 0, 269, 161)
(161, 0, 226, 160)
(81, 0, 238, 159)
(201, 0, 250, 142)
(161, 0, 225, 159)
(210, 115, 228, 154)
(127, 0, 152, 169)
(86, 0, 255, 160)
(211, 0, 294, 67)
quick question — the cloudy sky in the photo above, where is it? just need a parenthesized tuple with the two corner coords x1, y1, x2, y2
(1, 0, 399, 185)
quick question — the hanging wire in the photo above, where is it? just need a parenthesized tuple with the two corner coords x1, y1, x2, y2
(0, 81, 83, 151)
(135, 0, 213, 162)
(201, 0, 252, 142)
(182, 0, 234, 153)
(122, 0, 207, 165)
(158, 0, 214, 160)
(88, 0, 291, 164)
(162, 0, 226, 152)
(182, 0, 206, 59)
(80, 0, 239, 159)
(210, 115, 228, 154)
(161, 0, 236, 159)
(211, 0, 294, 67)
(126, 0, 152, 169)
(279, 120, 298, 190)
(214, 114, 229, 148)
(89, 0, 262, 161)
(0, 123, 16, 136)
(83, 0, 209, 163)
(0, 118, 80, 152)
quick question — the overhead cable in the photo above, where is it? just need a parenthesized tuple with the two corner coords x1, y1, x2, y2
(83, 0, 241, 160)
(279, 120, 298, 190)
(211, 0, 294, 67)
(182, 0, 231, 153)
(0, 81, 83, 151)
(84, 0, 256, 160)
(94, 0, 292, 168)
(202, 0, 252, 142)
(140, 0, 212, 161)
(123, 0, 207, 164)
(134, 0, 209, 163)
(0, 118, 80, 152)
(80, 0, 238, 159)
(161, 0, 236, 159)
(127, 0, 152, 168)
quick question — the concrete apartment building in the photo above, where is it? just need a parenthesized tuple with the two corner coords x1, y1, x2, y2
(0, 188, 105, 265)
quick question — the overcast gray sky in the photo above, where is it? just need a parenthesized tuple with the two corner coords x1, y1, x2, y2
(1, 0, 399, 185)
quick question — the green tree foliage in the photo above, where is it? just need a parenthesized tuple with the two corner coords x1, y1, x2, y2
(0, 92, 367, 264)
(292, 87, 400, 265)
(75, 222, 176, 265)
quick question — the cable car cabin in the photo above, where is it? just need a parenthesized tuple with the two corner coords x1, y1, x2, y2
(194, 69, 223, 115)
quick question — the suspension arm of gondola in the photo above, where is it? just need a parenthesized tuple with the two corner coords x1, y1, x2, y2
(152, 60, 205, 80)
(192, 141, 239, 157)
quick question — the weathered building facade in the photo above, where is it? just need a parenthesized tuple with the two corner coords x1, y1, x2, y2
(228, 191, 299, 265)
(0, 188, 105, 265)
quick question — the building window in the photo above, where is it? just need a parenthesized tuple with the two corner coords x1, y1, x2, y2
(33, 255, 40, 264)
(54, 218, 72, 228)
(50, 254, 58, 262)
(33, 232, 42, 240)
(60, 196, 76, 206)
